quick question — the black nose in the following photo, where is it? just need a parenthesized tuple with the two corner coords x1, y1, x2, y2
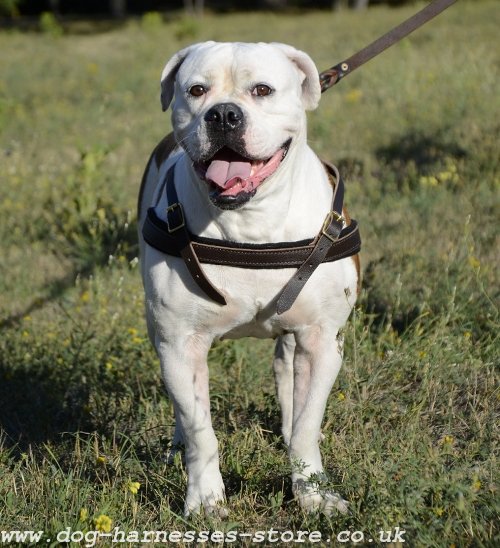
(204, 103, 244, 131)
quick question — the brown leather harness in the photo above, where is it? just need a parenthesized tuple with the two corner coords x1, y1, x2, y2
(142, 160, 361, 314)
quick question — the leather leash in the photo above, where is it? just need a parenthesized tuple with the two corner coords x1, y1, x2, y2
(319, 0, 457, 92)
(142, 162, 361, 313)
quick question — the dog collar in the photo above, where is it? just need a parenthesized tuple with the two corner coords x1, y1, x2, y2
(142, 162, 361, 314)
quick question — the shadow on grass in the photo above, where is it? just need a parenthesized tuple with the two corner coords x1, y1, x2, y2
(0, 216, 139, 330)
(377, 129, 466, 168)
(0, 273, 76, 330)
(362, 256, 423, 335)
(0, 361, 94, 453)
(0, 211, 140, 455)
(0, 351, 163, 459)
(375, 128, 467, 190)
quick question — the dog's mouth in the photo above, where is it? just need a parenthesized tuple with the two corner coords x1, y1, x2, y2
(194, 139, 291, 209)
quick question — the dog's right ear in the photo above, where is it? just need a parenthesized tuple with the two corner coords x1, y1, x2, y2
(160, 42, 214, 112)
(160, 45, 193, 112)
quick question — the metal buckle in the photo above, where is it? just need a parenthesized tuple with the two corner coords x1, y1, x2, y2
(321, 211, 344, 242)
(166, 203, 185, 233)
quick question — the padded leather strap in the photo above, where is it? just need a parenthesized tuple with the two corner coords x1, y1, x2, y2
(144, 207, 360, 268)
(276, 210, 344, 315)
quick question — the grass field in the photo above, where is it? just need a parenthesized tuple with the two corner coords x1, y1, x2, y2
(0, 1, 498, 546)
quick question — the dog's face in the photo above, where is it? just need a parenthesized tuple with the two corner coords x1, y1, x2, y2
(160, 42, 321, 209)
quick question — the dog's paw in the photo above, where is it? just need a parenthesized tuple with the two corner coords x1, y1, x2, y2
(292, 479, 348, 516)
(184, 498, 229, 519)
(184, 475, 228, 518)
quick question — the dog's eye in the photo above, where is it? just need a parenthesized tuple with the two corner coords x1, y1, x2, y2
(252, 84, 273, 97)
(188, 85, 207, 97)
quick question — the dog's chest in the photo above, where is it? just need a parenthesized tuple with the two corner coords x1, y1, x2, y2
(147, 243, 357, 340)
(197, 258, 357, 339)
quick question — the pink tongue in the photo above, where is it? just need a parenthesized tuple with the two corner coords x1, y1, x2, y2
(206, 160, 252, 192)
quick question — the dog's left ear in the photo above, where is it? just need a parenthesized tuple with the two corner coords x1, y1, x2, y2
(270, 43, 321, 111)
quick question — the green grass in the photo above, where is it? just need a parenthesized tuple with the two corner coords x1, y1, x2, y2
(0, 2, 498, 546)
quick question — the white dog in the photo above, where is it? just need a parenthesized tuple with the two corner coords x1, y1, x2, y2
(138, 41, 360, 517)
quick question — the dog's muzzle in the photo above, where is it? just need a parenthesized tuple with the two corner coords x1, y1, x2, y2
(188, 102, 289, 209)
(195, 142, 290, 210)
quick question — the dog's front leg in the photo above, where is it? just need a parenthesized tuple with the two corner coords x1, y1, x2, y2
(156, 334, 227, 517)
(289, 326, 348, 515)
(273, 334, 296, 446)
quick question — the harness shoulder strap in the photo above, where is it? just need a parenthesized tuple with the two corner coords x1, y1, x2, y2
(275, 163, 347, 314)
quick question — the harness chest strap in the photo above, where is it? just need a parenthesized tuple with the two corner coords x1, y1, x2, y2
(142, 163, 361, 314)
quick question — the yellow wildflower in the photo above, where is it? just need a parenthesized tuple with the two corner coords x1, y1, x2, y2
(127, 480, 141, 495)
(86, 62, 99, 75)
(472, 478, 481, 492)
(127, 327, 138, 337)
(468, 256, 480, 270)
(96, 208, 106, 222)
(337, 392, 346, 402)
(442, 435, 454, 445)
(438, 170, 452, 182)
(434, 507, 445, 517)
(96, 455, 107, 465)
(94, 514, 112, 533)
(79, 508, 88, 522)
(345, 89, 363, 103)
(80, 291, 90, 303)
(420, 175, 439, 186)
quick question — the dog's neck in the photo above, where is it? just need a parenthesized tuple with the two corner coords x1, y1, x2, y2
(166, 142, 334, 244)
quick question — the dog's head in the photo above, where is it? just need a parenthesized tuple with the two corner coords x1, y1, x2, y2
(160, 41, 321, 209)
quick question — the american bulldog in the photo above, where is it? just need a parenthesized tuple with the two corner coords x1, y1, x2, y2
(138, 41, 360, 516)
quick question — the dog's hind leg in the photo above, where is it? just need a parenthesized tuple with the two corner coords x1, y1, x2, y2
(273, 334, 295, 447)
(288, 325, 348, 515)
